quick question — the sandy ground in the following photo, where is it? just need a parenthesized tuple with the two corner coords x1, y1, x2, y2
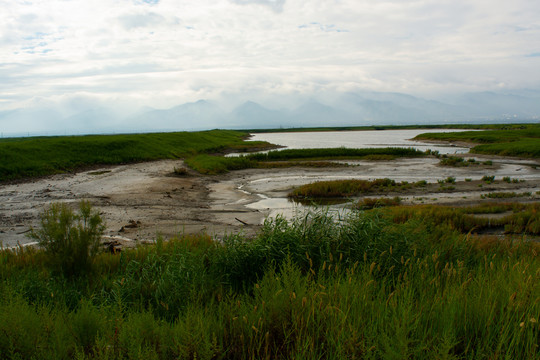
(1, 155, 540, 248)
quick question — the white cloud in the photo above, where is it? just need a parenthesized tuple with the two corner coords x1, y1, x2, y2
(1, 0, 540, 128)
(230, 0, 286, 13)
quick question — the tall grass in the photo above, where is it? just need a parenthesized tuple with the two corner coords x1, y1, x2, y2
(0, 205, 538, 359)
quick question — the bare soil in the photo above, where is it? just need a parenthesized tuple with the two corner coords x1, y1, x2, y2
(1, 155, 539, 248)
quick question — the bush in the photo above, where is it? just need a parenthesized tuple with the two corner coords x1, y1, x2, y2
(29, 201, 105, 277)
(482, 175, 495, 184)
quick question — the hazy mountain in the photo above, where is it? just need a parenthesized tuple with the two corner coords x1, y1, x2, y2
(229, 101, 286, 128)
(126, 100, 225, 131)
(2, 90, 539, 136)
(452, 91, 540, 119)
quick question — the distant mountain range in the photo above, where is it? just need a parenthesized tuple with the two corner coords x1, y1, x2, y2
(1, 90, 539, 136)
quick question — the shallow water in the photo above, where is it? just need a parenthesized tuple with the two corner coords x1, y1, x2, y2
(247, 129, 473, 154)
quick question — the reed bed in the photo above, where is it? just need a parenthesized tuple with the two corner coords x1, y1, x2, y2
(289, 178, 427, 199)
(0, 205, 538, 359)
(185, 148, 425, 175)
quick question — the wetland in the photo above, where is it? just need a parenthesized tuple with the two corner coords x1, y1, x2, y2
(2, 127, 539, 248)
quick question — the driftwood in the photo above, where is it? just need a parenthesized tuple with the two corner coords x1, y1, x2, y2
(235, 217, 248, 225)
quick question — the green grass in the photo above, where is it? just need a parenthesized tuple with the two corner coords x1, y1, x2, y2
(186, 148, 425, 175)
(0, 204, 538, 359)
(248, 147, 424, 161)
(0, 130, 273, 182)
(385, 202, 540, 235)
(414, 124, 540, 158)
(288, 178, 428, 200)
(481, 191, 532, 199)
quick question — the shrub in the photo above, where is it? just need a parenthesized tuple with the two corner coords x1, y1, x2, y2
(439, 156, 466, 167)
(482, 175, 495, 184)
(29, 201, 105, 277)
(173, 167, 188, 176)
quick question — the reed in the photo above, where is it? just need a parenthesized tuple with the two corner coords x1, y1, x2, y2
(0, 204, 538, 359)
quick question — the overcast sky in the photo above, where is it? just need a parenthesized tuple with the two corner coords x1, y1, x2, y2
(2, 0, 540, 113)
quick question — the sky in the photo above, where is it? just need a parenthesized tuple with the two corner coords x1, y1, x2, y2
(2, 0, 540, 125)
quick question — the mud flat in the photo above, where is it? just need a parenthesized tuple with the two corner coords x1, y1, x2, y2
(1, 154, 540, 248)
(0, 160, 262, 248)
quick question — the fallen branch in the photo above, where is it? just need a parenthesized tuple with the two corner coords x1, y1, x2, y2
(235, 217, 248, 225)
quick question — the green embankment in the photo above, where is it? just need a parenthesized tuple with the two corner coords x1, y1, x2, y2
(0, 204, 538, 359)
(0, 130, 271, 182)
(414, 124, 540, 158)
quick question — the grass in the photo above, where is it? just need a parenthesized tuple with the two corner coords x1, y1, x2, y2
(384, 202, 540, 235)
(0, 130, 274, 182)
(0, 204, 538, 359)
(439, 156, 494, 167)
(414, 124, 540, 158)
(481, 192, 532, 199)
(288, 178, 429, 200)
(355, 196, 402, 209)
(186, 147, 425, 175)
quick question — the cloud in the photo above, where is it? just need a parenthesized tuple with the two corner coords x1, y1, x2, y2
(117, 12, 166, 30)
(230, 0, 286, 13)
(1, 0, 540, 131)
(298, 22, 348, 33)
(135, 0, 160, 5)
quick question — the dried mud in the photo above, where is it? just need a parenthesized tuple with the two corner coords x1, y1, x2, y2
(1, 155, 539, 248)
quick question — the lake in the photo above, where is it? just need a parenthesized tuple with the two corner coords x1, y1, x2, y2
(247, 129, 472, 154)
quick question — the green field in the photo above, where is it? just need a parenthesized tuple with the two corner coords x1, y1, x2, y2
(1, 203, 538, 359)
(0, 130, 273, 182)
(414, 124, 540, 158)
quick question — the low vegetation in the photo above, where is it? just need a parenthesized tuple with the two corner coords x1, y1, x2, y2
(481, 191, 532, 199)
(0, 130, 273, 182)
(439, 156, 494, 167)
(288, 178, 428, 200)
(415, 124, 540, 158)
(355, 196, 402, 209)
(186, 147, 425, 175)
(384, 202, 540, 235)
(0, 202, 538, 359)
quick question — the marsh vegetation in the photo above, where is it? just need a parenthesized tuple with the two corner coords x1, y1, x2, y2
(1, 203, 538, 359)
